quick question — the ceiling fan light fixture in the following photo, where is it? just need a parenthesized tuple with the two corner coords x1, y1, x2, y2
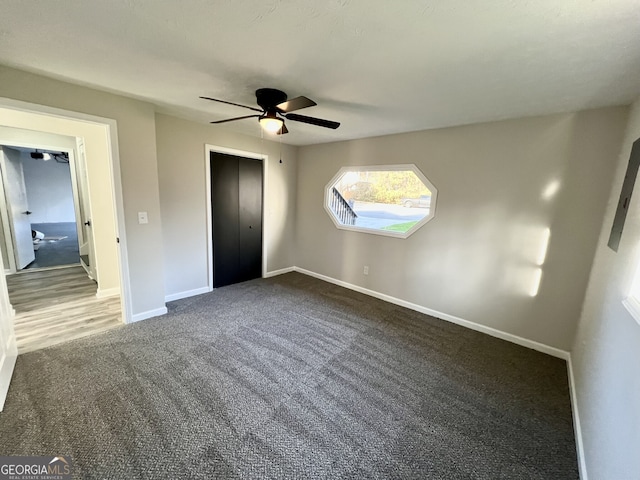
(30, 150, 51, 161)
(259, 114, 283, 134)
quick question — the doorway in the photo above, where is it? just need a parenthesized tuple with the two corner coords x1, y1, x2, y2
(0, 138, 120, 354)
(0, 102, 129, 313)
(208, 148, 264, 288)
(0, 146, 85, 272)
(0, 99, 133, 409)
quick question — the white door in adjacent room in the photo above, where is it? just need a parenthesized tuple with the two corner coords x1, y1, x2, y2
(0, 147, 34, 270)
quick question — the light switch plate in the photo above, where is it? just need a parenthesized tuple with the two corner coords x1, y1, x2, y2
(138, 211, 148, 224)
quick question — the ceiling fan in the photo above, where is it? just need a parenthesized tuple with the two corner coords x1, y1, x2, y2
(200, 88, 340, 135)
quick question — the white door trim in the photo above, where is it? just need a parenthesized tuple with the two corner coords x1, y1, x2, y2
(74, 138, 97, 280)
(66, 147, 86, 255)
(204, 144, 268, 291)
(0, 96, 132, 324)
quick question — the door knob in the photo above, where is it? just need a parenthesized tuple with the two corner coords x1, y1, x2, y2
(24, 211, 32, 215)
(84, 220, 91, 227)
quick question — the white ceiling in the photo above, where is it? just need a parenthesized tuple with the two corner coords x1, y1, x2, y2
(0, 0, 639, 146)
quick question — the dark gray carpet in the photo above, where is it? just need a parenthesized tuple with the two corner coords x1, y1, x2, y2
(26, 222, 80, 269)
(0, 273, 578, 479)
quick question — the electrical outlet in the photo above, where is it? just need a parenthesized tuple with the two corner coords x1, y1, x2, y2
(363, 265, 369, 275)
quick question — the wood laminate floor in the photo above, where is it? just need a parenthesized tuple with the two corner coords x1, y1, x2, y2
(7, 266, 122, 354)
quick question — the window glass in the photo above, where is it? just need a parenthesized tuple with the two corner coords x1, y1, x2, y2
(325, 165, 437, 238)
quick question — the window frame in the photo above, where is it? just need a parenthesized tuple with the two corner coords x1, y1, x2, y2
(623, 260, 640, 327)
(323, 164, 438, 239)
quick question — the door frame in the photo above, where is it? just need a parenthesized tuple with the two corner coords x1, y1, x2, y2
(204, 144, 267, 291)
(0, 148, 18, 273)
(74, 138, 97, 280)
(0, 96, 132, 323)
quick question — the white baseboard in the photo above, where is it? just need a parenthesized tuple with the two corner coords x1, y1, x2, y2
(264, 267, 296, 278)
(165, 286, 211, 302)
(0, 334, 17, 412)
(129, 306, 168, 323)
(96, 287, 120, 299)
(567, 356, 588, 480)
(293, 267, 569, 360)
(163, 267, 298, 302)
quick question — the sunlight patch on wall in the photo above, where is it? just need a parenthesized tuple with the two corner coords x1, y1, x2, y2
(541, 179, 561, 201)
(536, 227, 551, 266)
(530, 227, 551, 297)
(529, 268, 543, 297)
(504, 224, 551, 297)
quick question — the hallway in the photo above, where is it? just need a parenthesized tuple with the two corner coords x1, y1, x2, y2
(7, 266, 121, 354)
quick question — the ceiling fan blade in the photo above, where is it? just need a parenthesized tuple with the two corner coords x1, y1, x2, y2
(210, 114, 260, 124)
(276, 96, 317, 113)
(285, 113, 340, 129)
(277, 123, 289, 135)
(200, 96, 263, 113)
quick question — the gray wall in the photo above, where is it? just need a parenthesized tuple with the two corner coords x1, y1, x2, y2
(571, 96, 640, 479)
(295, 108, 628, 351)
(155, 113, 298, 298)
(21, 151, 75, 224)
(0, 65, 164, 316)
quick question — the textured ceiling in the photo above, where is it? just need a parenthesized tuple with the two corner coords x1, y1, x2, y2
(0, 0, 639, 146)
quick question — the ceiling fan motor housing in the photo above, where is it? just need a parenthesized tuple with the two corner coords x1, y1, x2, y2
(256, 88, 287, 111)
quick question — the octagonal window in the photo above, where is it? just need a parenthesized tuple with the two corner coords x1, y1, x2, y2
(324, 164, 437, 238)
